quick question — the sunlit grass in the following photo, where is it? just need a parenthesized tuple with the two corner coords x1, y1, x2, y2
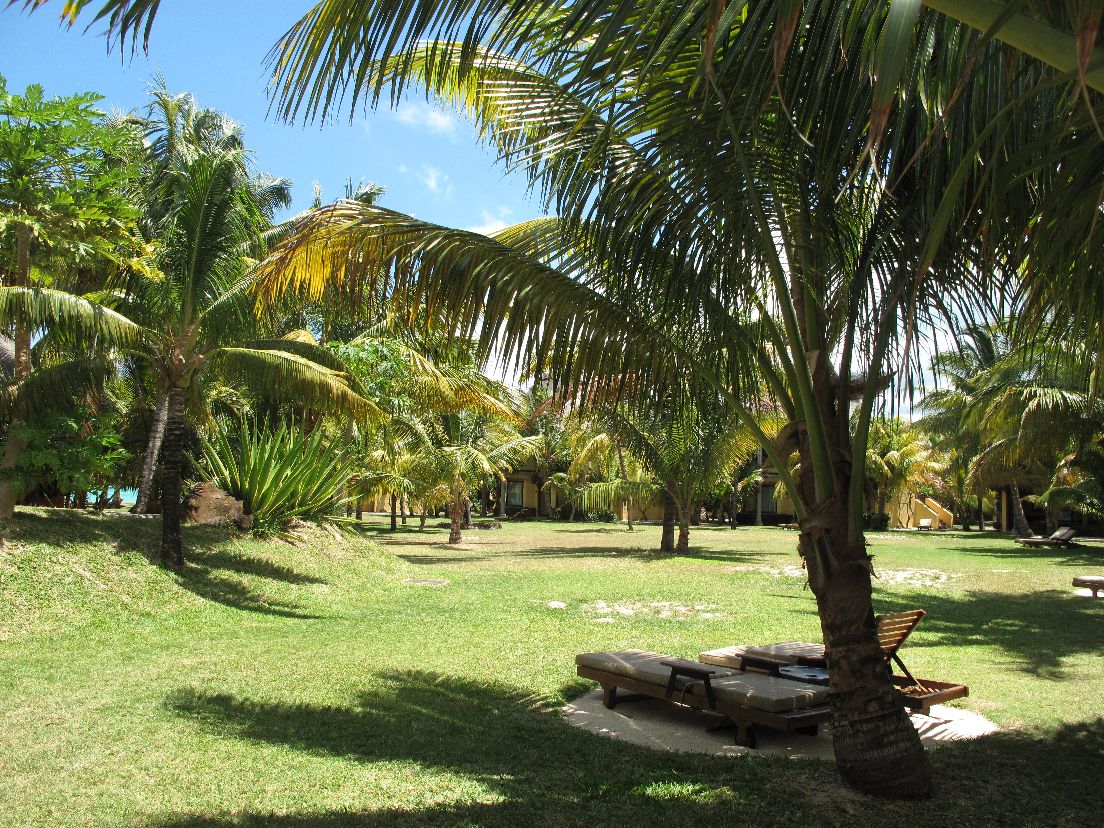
(1, 509, 1102, 826)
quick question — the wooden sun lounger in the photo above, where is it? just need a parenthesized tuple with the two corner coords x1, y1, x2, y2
(699, 610, 969, 712)
(575, 650, 832, 747)
(1016, 527, 1078, 547)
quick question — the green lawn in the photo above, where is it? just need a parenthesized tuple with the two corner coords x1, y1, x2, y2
(1, 510, 1102, 826)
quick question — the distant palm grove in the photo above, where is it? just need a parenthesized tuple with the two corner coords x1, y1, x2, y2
(2, 0, 1102, 806)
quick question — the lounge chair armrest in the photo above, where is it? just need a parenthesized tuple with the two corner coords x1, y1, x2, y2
(737, 653, 790, 674)
(660, 659, 721, 680)
(661, 659, 720, 709)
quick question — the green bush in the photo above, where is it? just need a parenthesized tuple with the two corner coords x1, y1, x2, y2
(863, 512, 890, 531)
(200, 419, 356, 534)
(9, 408, 129, 504)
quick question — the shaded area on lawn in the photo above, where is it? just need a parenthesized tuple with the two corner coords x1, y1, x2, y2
(162, 669, 802, 826)
(877, 589, 1104, 676)
(154, 670, 1104, 827)
(939, 535, 1104, 568)
(10, 509, 325, 620)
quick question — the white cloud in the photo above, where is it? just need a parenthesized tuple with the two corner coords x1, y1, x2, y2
(395, 102, 459, 135)
(416, 165, 454, 198)
(467, 208, 513, 236)
(397, 164, 408, 174)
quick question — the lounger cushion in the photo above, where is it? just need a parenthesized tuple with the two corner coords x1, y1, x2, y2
(699, 641, 825, 669)
(709, 672, 830, 712)
(575, 649, 737, 686)
(576, 649, 829, 713)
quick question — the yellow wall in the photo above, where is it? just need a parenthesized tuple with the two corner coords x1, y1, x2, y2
(889, 494, 951, 529)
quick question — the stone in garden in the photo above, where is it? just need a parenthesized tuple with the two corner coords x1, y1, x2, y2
(183, 483, 251, 530)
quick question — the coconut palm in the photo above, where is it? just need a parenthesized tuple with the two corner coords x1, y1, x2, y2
(39, 0, 1104, 798)
(2, 136, 371, 566)
(241, 5, 1104, 795)
(863, 417, 947, 520)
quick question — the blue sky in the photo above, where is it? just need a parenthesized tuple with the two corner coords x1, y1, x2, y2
(0, 1, 542, 232)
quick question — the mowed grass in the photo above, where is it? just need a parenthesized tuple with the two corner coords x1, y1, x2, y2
(1, 510, 1102, 827)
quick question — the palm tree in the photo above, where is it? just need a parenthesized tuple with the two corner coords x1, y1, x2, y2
(514, 386, 584, 518)
(43, 0, 1104, 799)
(2, 137, 371, 566)
(598, 393, 765, 553)
(863, 417, 947, 523)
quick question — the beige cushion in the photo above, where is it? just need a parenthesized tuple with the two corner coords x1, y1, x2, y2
(698, 646, 753, 669)
(575, 649, 737, 686)
(700, 641, 825, 668)
(710, 672, 830, 713)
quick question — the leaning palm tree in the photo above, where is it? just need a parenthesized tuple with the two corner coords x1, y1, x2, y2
(242, 7, 1102, 797)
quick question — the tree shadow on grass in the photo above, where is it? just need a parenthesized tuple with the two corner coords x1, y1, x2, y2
(876, 589, 1103, 676)
(947, 539, 1104, 568)
(12, 509, 323, 620)
(149, 671, 1104, 827)
(156, 670, 820, 828)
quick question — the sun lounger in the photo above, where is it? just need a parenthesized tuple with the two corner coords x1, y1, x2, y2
(1073, 575, 1104, 597)
(575, 649, 831, 747)
(918, 518, 933, 530)
(699, 610, 969, 712)
(1016, 527, 1077, 547)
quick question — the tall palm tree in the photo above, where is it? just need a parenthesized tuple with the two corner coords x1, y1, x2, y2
(2, 138, 371, 566)
(39, 0, 1104, 799)
(241, 5, 1102, 796)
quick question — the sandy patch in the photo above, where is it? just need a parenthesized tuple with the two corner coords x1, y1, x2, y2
(581, 600, 725, 621)
(563, 690, 997, 758)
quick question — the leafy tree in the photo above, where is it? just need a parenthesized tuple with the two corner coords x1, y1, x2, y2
(10, 406, 129, 506)
(1, 128, 370, 566)
(0, 77, 141, 524)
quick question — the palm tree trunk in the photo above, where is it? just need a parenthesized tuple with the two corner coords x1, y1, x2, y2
(462, 500, 472, 529)
(797, 369, 931, 799)
(400, 494, 408, 525)
(356, 498, 363, 521)
(660, 492, 676, 551)
(419, 507, 427, 530)
(132, 392, 169, 514)
(448, 491, 463, 544)
(730, 469, 740, 529)
(495, 478, 506, 518)
(390, 494, 398, 531)
(159, 387, 187, 568)
(676, 501, 691, 553)
(536, 476, 551, 518)
(1009, 481, 1033, 537)
(616, 442, 634, 531)
(0, 226, 34, 527)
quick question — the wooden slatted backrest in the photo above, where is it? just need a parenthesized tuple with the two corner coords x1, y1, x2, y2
(1056, 527, 1077, 542)
(875, 609, 926, 659)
